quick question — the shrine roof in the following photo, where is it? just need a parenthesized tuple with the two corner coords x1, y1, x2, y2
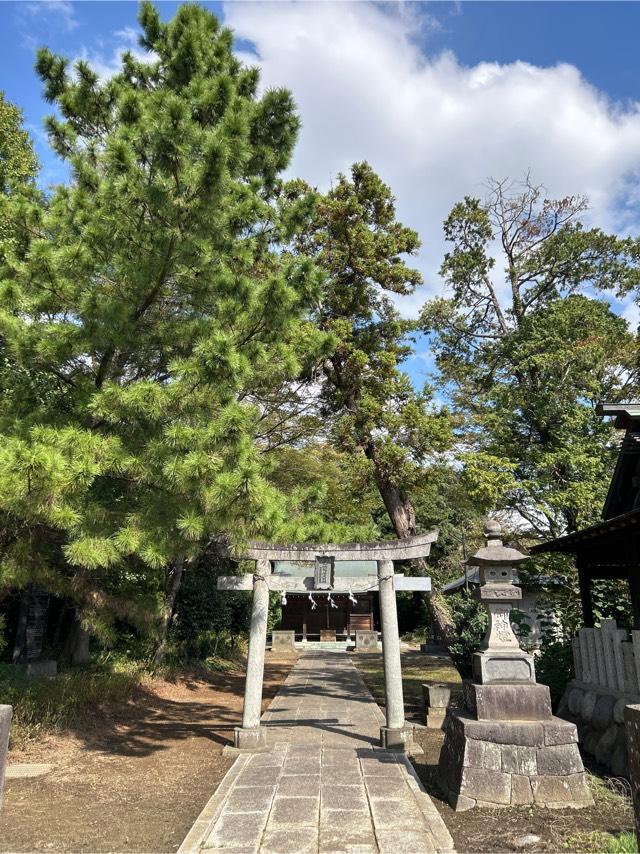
(530, 506, 640, 556)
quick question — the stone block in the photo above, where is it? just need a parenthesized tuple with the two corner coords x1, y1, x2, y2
(271, 630, 296, 655)
(448, 711, 545, 747)
(320, 629, 336, 642)
(24, 660, 57, 679)
(511, 774, 533, 805)
(355, 631, 378, 651)
(567, 687, 584, 715)
(530, 773, 592, 807)
(459, 767, 512, 805)
(543, 720, 579, 746)
(380, 725, 413, 752)
(536, 744, 584, 777)
(466, 682, 552, 722)
(234, 725, 267, 750)
(450, 793, 476, 811)
(595, 725, 619, 766)
(581, 691, 597, 722)
(501, 745, 536, 776)
(472, 650, 536, 685)
(423, 683, 451, 709)
(592, 694, 615, 731)
(425, 710, 447, 729)
(464, 738, 502, 771)
(0, 706, 12, 811)
(624, 704, 640, 841)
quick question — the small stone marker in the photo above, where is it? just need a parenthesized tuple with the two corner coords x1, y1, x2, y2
(271, 630, 296, 655)
(423, 683, 450, 729)
(0, 706, 11, 810)
(355, 630, 378, 651)
(439, 521, 593, 811)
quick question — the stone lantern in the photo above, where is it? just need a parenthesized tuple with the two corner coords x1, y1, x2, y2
(470, 519, 535, 687)
(438, 520, 593, 811)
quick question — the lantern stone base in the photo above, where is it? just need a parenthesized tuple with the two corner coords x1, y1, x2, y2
(380, 724, 414, 752)
(234, 725, 267, 750)
(439, 711, 593, 811)
(463, 680, 553, 722)
(473, 650, 536, 684)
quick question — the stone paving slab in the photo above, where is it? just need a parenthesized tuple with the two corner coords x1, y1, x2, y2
(179, 651, 454, 854)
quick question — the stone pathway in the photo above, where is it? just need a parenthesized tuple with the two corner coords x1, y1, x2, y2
(180, 651, 453, 854)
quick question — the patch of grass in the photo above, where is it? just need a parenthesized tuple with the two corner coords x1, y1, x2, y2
(564, 831, 638, 853)
(353, 650, 461, 709)
(0, 659, 149, 747)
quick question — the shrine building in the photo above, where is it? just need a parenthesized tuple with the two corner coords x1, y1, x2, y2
(274, 560, 378, 640)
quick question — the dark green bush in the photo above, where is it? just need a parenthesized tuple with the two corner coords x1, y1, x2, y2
(534, 638, 574, 709)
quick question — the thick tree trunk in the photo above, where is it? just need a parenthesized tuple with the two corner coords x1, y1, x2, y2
(153, 558, 185, 666)
(368, 456, 460, 660)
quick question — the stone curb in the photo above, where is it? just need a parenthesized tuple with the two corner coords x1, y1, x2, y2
(177, 754, 251, 854)
(400, 756, 455, 853)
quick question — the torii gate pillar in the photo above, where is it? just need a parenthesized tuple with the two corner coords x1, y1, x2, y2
(234, 558, 271, 750)
(378, 558, 412, 751)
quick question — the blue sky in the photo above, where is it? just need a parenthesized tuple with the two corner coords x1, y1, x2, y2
(2, 1, 640, 387)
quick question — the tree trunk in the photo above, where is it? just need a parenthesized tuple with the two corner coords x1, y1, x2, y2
(368, 456, 460, 660)
(153, 558, 185, 666)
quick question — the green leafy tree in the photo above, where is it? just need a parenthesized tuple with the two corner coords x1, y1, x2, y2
(0, 3, 324, 660)
(423, 176, 640, 538)
(0, 92, 38, 192)
(283, 162, 457, 645)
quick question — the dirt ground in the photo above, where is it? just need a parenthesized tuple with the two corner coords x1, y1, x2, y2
(353, 648, 636, 854)
(0, 654, 297, 853)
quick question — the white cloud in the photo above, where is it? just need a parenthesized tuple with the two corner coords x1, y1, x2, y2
(21, 1, 78, 32)
(224, 1, 640, 318)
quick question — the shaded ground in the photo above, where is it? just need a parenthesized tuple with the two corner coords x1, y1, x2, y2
(0, 653, 297, 853)
(353, 648, 635, 854)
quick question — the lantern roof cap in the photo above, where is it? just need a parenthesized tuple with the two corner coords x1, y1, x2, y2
(466, 521, 528, 567)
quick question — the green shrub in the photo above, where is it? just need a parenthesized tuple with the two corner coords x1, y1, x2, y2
(446, 592, 487, 678)
(535, 638, 574, 709)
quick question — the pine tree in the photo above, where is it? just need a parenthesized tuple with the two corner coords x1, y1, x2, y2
(0, 3, 322, 657)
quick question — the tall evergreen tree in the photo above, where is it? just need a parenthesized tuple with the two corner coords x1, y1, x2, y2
(282, 163, 457, 645)
(0, 3, 323, 657)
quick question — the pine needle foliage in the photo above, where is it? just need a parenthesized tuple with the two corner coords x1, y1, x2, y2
(0, 3, 324, 642)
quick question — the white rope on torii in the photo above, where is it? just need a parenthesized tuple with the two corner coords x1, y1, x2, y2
(219, 531, 438, 753)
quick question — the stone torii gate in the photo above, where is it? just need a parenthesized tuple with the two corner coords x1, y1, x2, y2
(218, 532, 437, 752)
